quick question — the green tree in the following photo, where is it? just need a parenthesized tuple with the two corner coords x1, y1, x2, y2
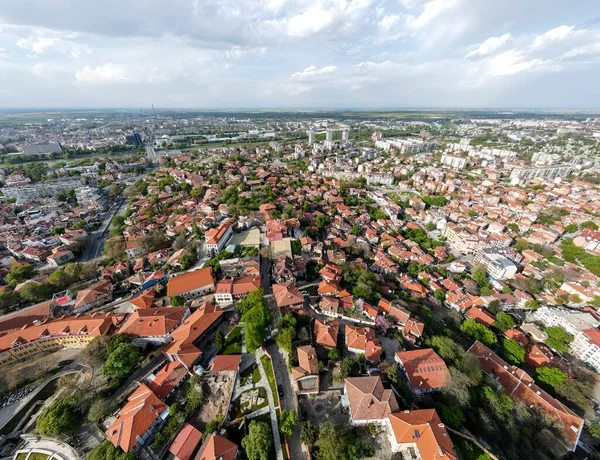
(338, 357, 358, 380)
(487, 299, 501, 315)
(328, 347, 341, 360)
(101, 343, 140, 379)
(86, 440, 135, 460)
(544, 326, 573, 353)
(245, 324, 265, 353)
(242, 420, 273, 460)
(507, 223, 520, 233)
(581, 221, 599, 230)
(460, 319, 497, 347)
(535, 366, 568, 391)
(472, 267, 488, 286)
(524, 300, 539, 310)
(6, 264, 36, 287)
(171, 295, 185, 306)
(20, 282, 51, 303)
(434, 289, 446, 302)
(300, 421, 317, 446)
(501, 339, 525, 365)
(279, 410, 298, 438)
(83, 336, 109, 368)
(48, 269, 74, 291)
(276, 327, 296, 353)
(202, 421, 219, 442)
(36, 398, 78, 436)
(215, 330, 226, 349)
(564, 224, 578, 233)
(493, 312, 515, 332)
(441, 406, 466, 429)
(468, 210, 477, 217)
(107, 334, 133, 355)
(315, 419, 346, 460)
(0, 289, 20, 312)
(316, 215, 330, 230)
(429, 336, 465, 362)
(186, 375, 204, 411)
(589, 423, 600, 439)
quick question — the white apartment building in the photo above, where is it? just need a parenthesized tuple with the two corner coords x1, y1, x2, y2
(440, 153, 467, 170)
(528, 307, 599, 337)
(204, 220, 234, 255)
(474, 250, 517, 280)
(571, 329, 600, 372)
(510, 164, 573, 184)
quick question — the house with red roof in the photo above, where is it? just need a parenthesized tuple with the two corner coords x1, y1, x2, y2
(164, 303, 224, 369)
(343, 376, 399, 426)
(314, 319, 339, 349)
(194, 433, 238, 460)
(346, 325, 382, 362)
(468, 341, 583, 452)
(293, 345, 319, 394)
(395, 349, 450, 394)
(148, 361, 189, 400)
(119, 307, 189, 345)
(105, 384, 169, 453)
(273, 281, 304, 309)
(169, 423, 203, 460)
(167, 267, 215, 298)
(214, 276, 261, 306)
(465, 306, 495, 327)
(386, 409, 457, 460)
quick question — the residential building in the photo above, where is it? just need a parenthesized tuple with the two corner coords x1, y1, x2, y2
(214, 276, 261, 306)
(194, 434, 238, 460)
(148, 361, 189, 400)
(169, 423, 203, 460)
(204, 220, 234, 255)
(343, 376, 399, 425)
(345, 325, 382, 362)
(105, 384, 169, 453)
(273, 281, 304, 309)
(440, 153, 467, 170)
(474, 249, 517, 280)
(167, 267, 215, 298)
(74, 280, 113, 312)
(119, 307, 189, 345)
(314, 319, 339, 349)
(292, 345, 319, 394)
(395, 349, 450, 394)
(467, 341, 583, 452)
(386, 409, 456, 460)
(570, 328, 600, 372)
(528, 307, 599, 337)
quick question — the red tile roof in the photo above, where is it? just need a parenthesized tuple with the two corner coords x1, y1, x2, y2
(468, 341, 582, 450)
(167, 267, 215, 297)
(388, 409, 456, 460)
(169, 423, 202, 460)
(210, 354, 241, 373)
(119, 307, 187, 337)
(106, 384, 167, 452)
(273, 281, 304, 308)
(194, 434, 238, 460)
(346, 324, 382, 361)
(0, 300, 58, 333)
(314, 319, 339, 348)
(344, 376, 399, 422)
(148, 361, 188, 400)
(395, 349, 450, 392)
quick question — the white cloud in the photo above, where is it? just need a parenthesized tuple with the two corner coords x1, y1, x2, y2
(466, 33, 511, 59)
(291, 65, 337, 79)
(75, 62, 139, 83)
(533, 25, 574, 48)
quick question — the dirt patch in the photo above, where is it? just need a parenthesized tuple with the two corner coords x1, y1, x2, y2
(193, 371, 235, 429)
(0, 348, 84, 394)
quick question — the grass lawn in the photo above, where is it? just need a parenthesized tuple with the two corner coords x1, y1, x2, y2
(230, 388, 269, 419)
(222, 326, 242, 355)
(28, 453, 50, 460)
(260, 354, 280, 407)
(15, 454, 28, 460)
(239, 364, 262, 386)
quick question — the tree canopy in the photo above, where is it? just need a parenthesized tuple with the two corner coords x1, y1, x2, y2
(242, 420, 273, 460)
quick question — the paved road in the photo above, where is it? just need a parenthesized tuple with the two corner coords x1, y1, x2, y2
(81, 197, 127, 262)
(267, 343, 305, 460)
(256, 348, 284, 460)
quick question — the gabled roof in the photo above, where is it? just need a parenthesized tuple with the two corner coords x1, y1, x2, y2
(74, 280, 112, 308)
(467, 341, 583, 451)
(148, 361, 188, 400)
(344, 376, 399, 422)
(119, 307, 187, 337)
(314, 319, 339, 348)
(388, 409, 456, 460)
(210, 354, 242, 373)
(105, 384, 167, 452)
(194, 433, 238, 460)
(346, 324, 382, 361)
(167, 267, 215, 296)
(273, 281, 304, 308)
(395, 349, 450, 391)
(169, 423, 203, 460)
(293, 345, 318, 379)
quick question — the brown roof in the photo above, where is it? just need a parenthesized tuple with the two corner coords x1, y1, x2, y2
(388, 409, 456, 460)
(0, 299, 58, 334)
(293, 345, 318, 379)
(167, 267, 215, 297)
(169, 423, 203, 460)
(74, 280, 112, 308)
(194, 433, 238, 460)
(148, 361, 188, 400)
(314, 319, 339, 348)
(468, 341, 583, 450)
(395, 349, 450, 391)
(344, 376, 399, 422)
(106, 384, 167, 452)
(119, 307, 187, 337)
(346, 324, 382, 361)
(273, 281, 304, 308)
(210, 354, 241, 372)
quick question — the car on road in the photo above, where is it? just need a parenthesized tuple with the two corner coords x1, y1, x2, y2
(277, 384, 285, 399)
(58, 359, 74, 367)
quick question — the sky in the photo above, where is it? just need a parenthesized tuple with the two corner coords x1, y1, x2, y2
(1, 0, 600, 109)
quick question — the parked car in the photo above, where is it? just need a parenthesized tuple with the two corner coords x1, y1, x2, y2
(278, 384, 285, 399)
(58, 359, 74, 367)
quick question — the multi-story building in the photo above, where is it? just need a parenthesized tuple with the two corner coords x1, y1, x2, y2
(474, 249, 517, 280)
(2, 177, 84, 203)
(571, 329, 600, 372)
(440, 153, 467, 170)
(204, 219, 234, 255)
(214, 276, 261, 306)
(528, 307, 599, 337)
(395, 349, 450, 394)
(509, 164, 573, 184)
